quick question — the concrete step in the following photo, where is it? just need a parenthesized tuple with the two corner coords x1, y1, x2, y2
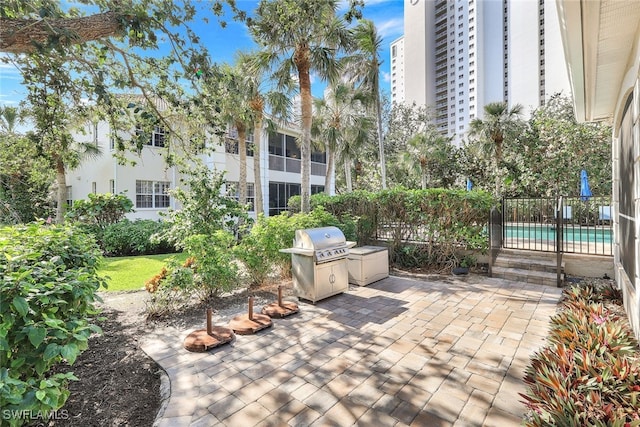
(494, 249, 563, 274)
(491, 249, 564, 287)
(491, 265, 561, 287)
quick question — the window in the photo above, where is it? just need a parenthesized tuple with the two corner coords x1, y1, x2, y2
(392, 45, 397, 57)
(91, 182, 97, 194)
(150, 126, 166, 147)
(109, 179, 115, 194)
(109, 134, 115, 150)
(136, 125, 166, 147)
(136, 180, 170, 209)
(285, 135, 300, 159)
(227, 181, 255, 211)
(269, 182, 300, 216)
(66, 186, 72, 207)
(225, 127, 254, 156)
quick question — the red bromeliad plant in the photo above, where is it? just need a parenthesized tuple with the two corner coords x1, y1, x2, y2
(521, 283, 640, 426)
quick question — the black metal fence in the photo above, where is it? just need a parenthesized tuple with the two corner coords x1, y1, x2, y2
(500, 196, 613, 256)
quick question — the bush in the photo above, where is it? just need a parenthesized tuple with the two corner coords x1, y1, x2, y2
(236, 207, 356, 286)
(0, 223, 105, 426)
(290, 188, 494, 270)
(521, 282, 640, 426)
(145, 232, 240, 317)
(65, 193, 133, 228)
(101, 219, 175, 256)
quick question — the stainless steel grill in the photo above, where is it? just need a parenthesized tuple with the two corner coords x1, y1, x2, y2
(281, 226, 355, 303)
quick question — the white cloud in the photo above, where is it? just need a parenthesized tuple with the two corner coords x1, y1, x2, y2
(381, 70, 390, 83)
(375, 17, 404, 39)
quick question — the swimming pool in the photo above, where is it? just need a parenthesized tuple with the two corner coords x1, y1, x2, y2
(504, 225, 612, 244)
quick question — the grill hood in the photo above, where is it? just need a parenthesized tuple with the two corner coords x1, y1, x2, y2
(294, 226, 346, 250)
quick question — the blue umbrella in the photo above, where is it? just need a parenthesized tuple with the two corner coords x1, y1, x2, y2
(466, 178, 473, 191)
(580, 169, 592, 201)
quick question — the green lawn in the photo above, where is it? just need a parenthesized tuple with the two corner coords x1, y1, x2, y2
(98, 253, 189, 292)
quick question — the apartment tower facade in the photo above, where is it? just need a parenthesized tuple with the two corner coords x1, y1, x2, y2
(391, 0, 571, 145)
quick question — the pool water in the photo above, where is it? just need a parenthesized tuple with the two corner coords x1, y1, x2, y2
(504, 225, 612, 244)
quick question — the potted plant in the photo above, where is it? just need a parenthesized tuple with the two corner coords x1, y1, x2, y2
(452, 255, 476, 275)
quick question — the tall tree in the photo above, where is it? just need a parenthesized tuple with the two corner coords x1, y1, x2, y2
(400, 132, 457, 190)
(1, 1, 238, 222)
(248, 0, 358, 212)
(208, 63, 255, 207)
(312, 82, 373, 193)
(237, 51, 293, 216)
(468, 102, 524, 197)
(345, 19, 387, 189)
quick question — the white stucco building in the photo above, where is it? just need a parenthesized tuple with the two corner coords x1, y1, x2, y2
(557, 0, 640, 339)
(392, 0, 572, 145)
(67, 119, 331, 221)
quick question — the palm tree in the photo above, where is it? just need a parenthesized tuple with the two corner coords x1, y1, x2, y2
(237, 52, 293, 216)
(400, 131, 453, 189)
(249, 0, 354, 213)
(208, 63, 254, 207)
(468, 102, 523, 196)
(0, 106, 23, 133)
(345, 19, 387, 189)
(312, 82, 373, 193)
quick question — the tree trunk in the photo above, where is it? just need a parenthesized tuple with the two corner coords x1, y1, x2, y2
(344, 160, 353, 193)
(324, 147, 334, 195)
(252, 115, 263, 216)
(54, 156, 67, 224)
(0, 12, 125, 53)
(421, 169, 427, 190)
(375, 94, 387, 189)
(295, 47, 312, 213)
(494, 138, 503, 197)
(236, 121, 247, 206)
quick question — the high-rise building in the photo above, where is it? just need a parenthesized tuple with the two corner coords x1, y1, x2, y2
(391, 0, 572, 145)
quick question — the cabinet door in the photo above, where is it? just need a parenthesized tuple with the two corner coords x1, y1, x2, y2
(315, 261, 348, 299)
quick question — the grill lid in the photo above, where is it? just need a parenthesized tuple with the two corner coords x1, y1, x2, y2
(294, 226, 346, 250)
(280, 226, 355, 263)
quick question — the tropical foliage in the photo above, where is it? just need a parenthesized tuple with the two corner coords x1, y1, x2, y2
(0, 223, 105, 424)
(522, 282, 640, 426)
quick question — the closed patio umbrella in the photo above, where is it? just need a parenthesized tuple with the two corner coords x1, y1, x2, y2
(580, 169, 592, 201)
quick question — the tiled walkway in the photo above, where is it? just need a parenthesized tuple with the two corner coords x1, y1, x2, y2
(141, 274, 562, 426)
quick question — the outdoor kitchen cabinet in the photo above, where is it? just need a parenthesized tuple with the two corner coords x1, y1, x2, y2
(291, 254, 348, 303)
(347, 246, 389, 286)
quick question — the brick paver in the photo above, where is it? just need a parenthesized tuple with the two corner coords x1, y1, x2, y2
(141, 274, 562, 426)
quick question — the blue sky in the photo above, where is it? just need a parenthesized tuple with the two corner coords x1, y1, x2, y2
(0, 0, 404, 108)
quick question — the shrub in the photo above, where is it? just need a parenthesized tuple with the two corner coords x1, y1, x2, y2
(0, 223, 105, 426)
(101, 219, 175, 256)
(157, 165, 249, 249)
(65, 193, 133, 228)
(290, 188, 494, 270)
(236, 207, 356, 286)
(521, 283, 640, 426)
(145, 231, 240, 317)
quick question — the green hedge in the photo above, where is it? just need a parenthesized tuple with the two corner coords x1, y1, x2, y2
(0, 223, 106, 426)
(101, 219, 175, 257)
(289, 188, 495, 269)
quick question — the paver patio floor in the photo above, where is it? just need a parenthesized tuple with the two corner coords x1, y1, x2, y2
(141, 274, 562, 426)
